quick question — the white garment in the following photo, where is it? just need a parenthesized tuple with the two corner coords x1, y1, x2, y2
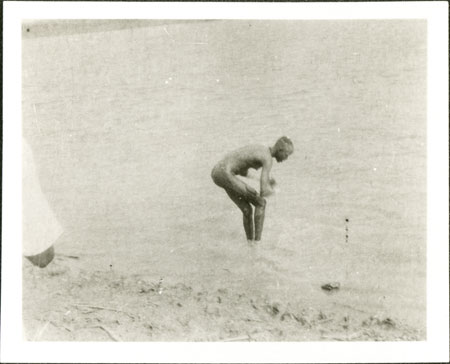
(23, 139, 63, 256)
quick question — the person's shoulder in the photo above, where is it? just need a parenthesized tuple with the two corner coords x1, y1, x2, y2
(252, 145, 272, 164)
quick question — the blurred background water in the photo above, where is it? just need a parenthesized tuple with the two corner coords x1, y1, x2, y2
(22, 20, 426, 332)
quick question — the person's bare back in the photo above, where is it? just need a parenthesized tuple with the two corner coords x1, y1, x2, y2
(211, 137, 294, 244)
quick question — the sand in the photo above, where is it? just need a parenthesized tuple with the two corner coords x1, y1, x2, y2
(23, 236, 424, 341)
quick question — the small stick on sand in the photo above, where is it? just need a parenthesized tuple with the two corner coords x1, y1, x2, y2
(82, 325, 120, 341)
(322, 332, 361, 341)
(49, 321, 72, 332)
(72, 304, 136, 320)
(96, 325, 120, 341)
(221, 335, 251, 342)
(57, 254, 80, 260)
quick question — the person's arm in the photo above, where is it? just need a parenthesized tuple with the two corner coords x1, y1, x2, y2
(260, 159, 274, 197)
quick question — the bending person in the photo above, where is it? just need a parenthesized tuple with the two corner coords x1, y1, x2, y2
(211, 136, 294, 244)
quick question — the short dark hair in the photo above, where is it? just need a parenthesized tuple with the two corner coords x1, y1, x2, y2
(274, 136, 294, 153)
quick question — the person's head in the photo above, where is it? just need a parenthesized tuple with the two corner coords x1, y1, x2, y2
(272, 136, 294, 162)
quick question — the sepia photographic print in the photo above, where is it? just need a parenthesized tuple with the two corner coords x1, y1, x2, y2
(2, 2, 449, 363)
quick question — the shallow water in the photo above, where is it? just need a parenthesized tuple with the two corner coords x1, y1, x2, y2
(23, 20, 426, 332)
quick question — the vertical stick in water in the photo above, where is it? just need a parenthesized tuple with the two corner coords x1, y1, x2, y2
(345, 218, 349, 279)
(345, 218, 349, 243)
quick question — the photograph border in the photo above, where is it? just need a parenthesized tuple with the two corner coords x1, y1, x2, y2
(2, 1, 449, 363)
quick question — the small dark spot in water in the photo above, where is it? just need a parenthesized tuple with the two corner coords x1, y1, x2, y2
(177, 302, 182, 307)
(26, 28, 30, 32)
(345, 219, 349, 242)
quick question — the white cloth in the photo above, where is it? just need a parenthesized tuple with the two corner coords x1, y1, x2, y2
(23, 139, 63, 256)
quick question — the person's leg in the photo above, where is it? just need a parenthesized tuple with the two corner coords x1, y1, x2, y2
(253, 196, 266, 241)
(225, 189, 254, 241)
(212, 168, 256, 241)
